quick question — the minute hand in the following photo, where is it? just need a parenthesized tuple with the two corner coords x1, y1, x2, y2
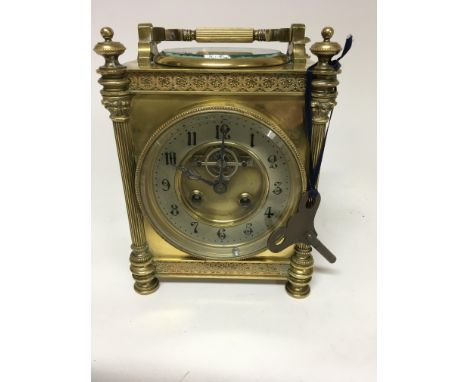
(213, 125, 229, 194)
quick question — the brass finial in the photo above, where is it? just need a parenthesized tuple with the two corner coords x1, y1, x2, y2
(100, 26, 114, 41)
(310, 26, 341, 64)
(94, 26, 126, 66)
(321, 26, 334, 41)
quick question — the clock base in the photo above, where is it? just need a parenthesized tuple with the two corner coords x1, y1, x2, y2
(143, 244, 315, 299)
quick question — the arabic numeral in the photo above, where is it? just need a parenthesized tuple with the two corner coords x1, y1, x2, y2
(264, 207, 274, 219)
(161, 178, 170, 191)
(243, 223, 253, 236)
(215, 124, 231, 139)
(272, 181, 282, 195)
(170, 204, 179, 216)
(268, 154, 278, 168)
(217, 228, 226, 240)
(191, 221, 199, 233)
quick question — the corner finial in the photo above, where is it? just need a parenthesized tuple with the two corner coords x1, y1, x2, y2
(100, 26, 114, 41)
(310, 26, 341, 63)
(94, 26, 126, 67)
(321, 26, 334, 41)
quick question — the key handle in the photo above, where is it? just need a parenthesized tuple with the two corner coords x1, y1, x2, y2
(267, 192, 336, 263)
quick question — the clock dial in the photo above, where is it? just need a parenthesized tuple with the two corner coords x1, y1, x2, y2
(137, 106, 306, 259)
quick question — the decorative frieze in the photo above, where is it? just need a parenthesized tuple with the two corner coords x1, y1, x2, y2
(155, 260, 289, 278)
(128, 72, 306, 93)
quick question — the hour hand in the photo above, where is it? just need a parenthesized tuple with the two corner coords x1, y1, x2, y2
(177, 166, 215, 186)
(198, 156, 253, 168)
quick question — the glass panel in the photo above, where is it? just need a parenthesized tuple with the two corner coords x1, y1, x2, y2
(161, 47, 283, 60)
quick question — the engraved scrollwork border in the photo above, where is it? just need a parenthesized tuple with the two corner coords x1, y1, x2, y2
(127, 72, 306, 93)
(154, 260, 289, 278)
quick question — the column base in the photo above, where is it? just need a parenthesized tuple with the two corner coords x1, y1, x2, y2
(133, 277, 159, 295)
(285, 243, 314, 299)
(285, 281, 310, 298)
(130, 245, 159, 296)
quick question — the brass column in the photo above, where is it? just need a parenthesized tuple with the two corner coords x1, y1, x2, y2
(286, 27, 342, 298)
(94, 27, 159, 295)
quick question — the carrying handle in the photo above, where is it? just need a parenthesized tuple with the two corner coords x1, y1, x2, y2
(159, 27, 292, 43)
(196, 28, 263, 43)
(138, 23, 310, 66)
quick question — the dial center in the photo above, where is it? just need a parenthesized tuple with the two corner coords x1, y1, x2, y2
(176, 141, 269, 226)
(204, 147, 239, 179)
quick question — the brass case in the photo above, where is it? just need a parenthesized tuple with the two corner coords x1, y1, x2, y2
(94, 24, 344, 295)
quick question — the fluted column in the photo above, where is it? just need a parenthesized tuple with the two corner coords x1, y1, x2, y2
(309, 26, 342, 185)
(94, 27, 159, 295)
(286, 27, 342, 298)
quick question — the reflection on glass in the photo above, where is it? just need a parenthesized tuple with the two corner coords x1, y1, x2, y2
(161, 47, 284, 59)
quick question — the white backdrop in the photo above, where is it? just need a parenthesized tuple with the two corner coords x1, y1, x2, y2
(91, 1, 376, 381)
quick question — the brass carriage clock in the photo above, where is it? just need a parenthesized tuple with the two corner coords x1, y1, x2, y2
(94, 23, 350, 298)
